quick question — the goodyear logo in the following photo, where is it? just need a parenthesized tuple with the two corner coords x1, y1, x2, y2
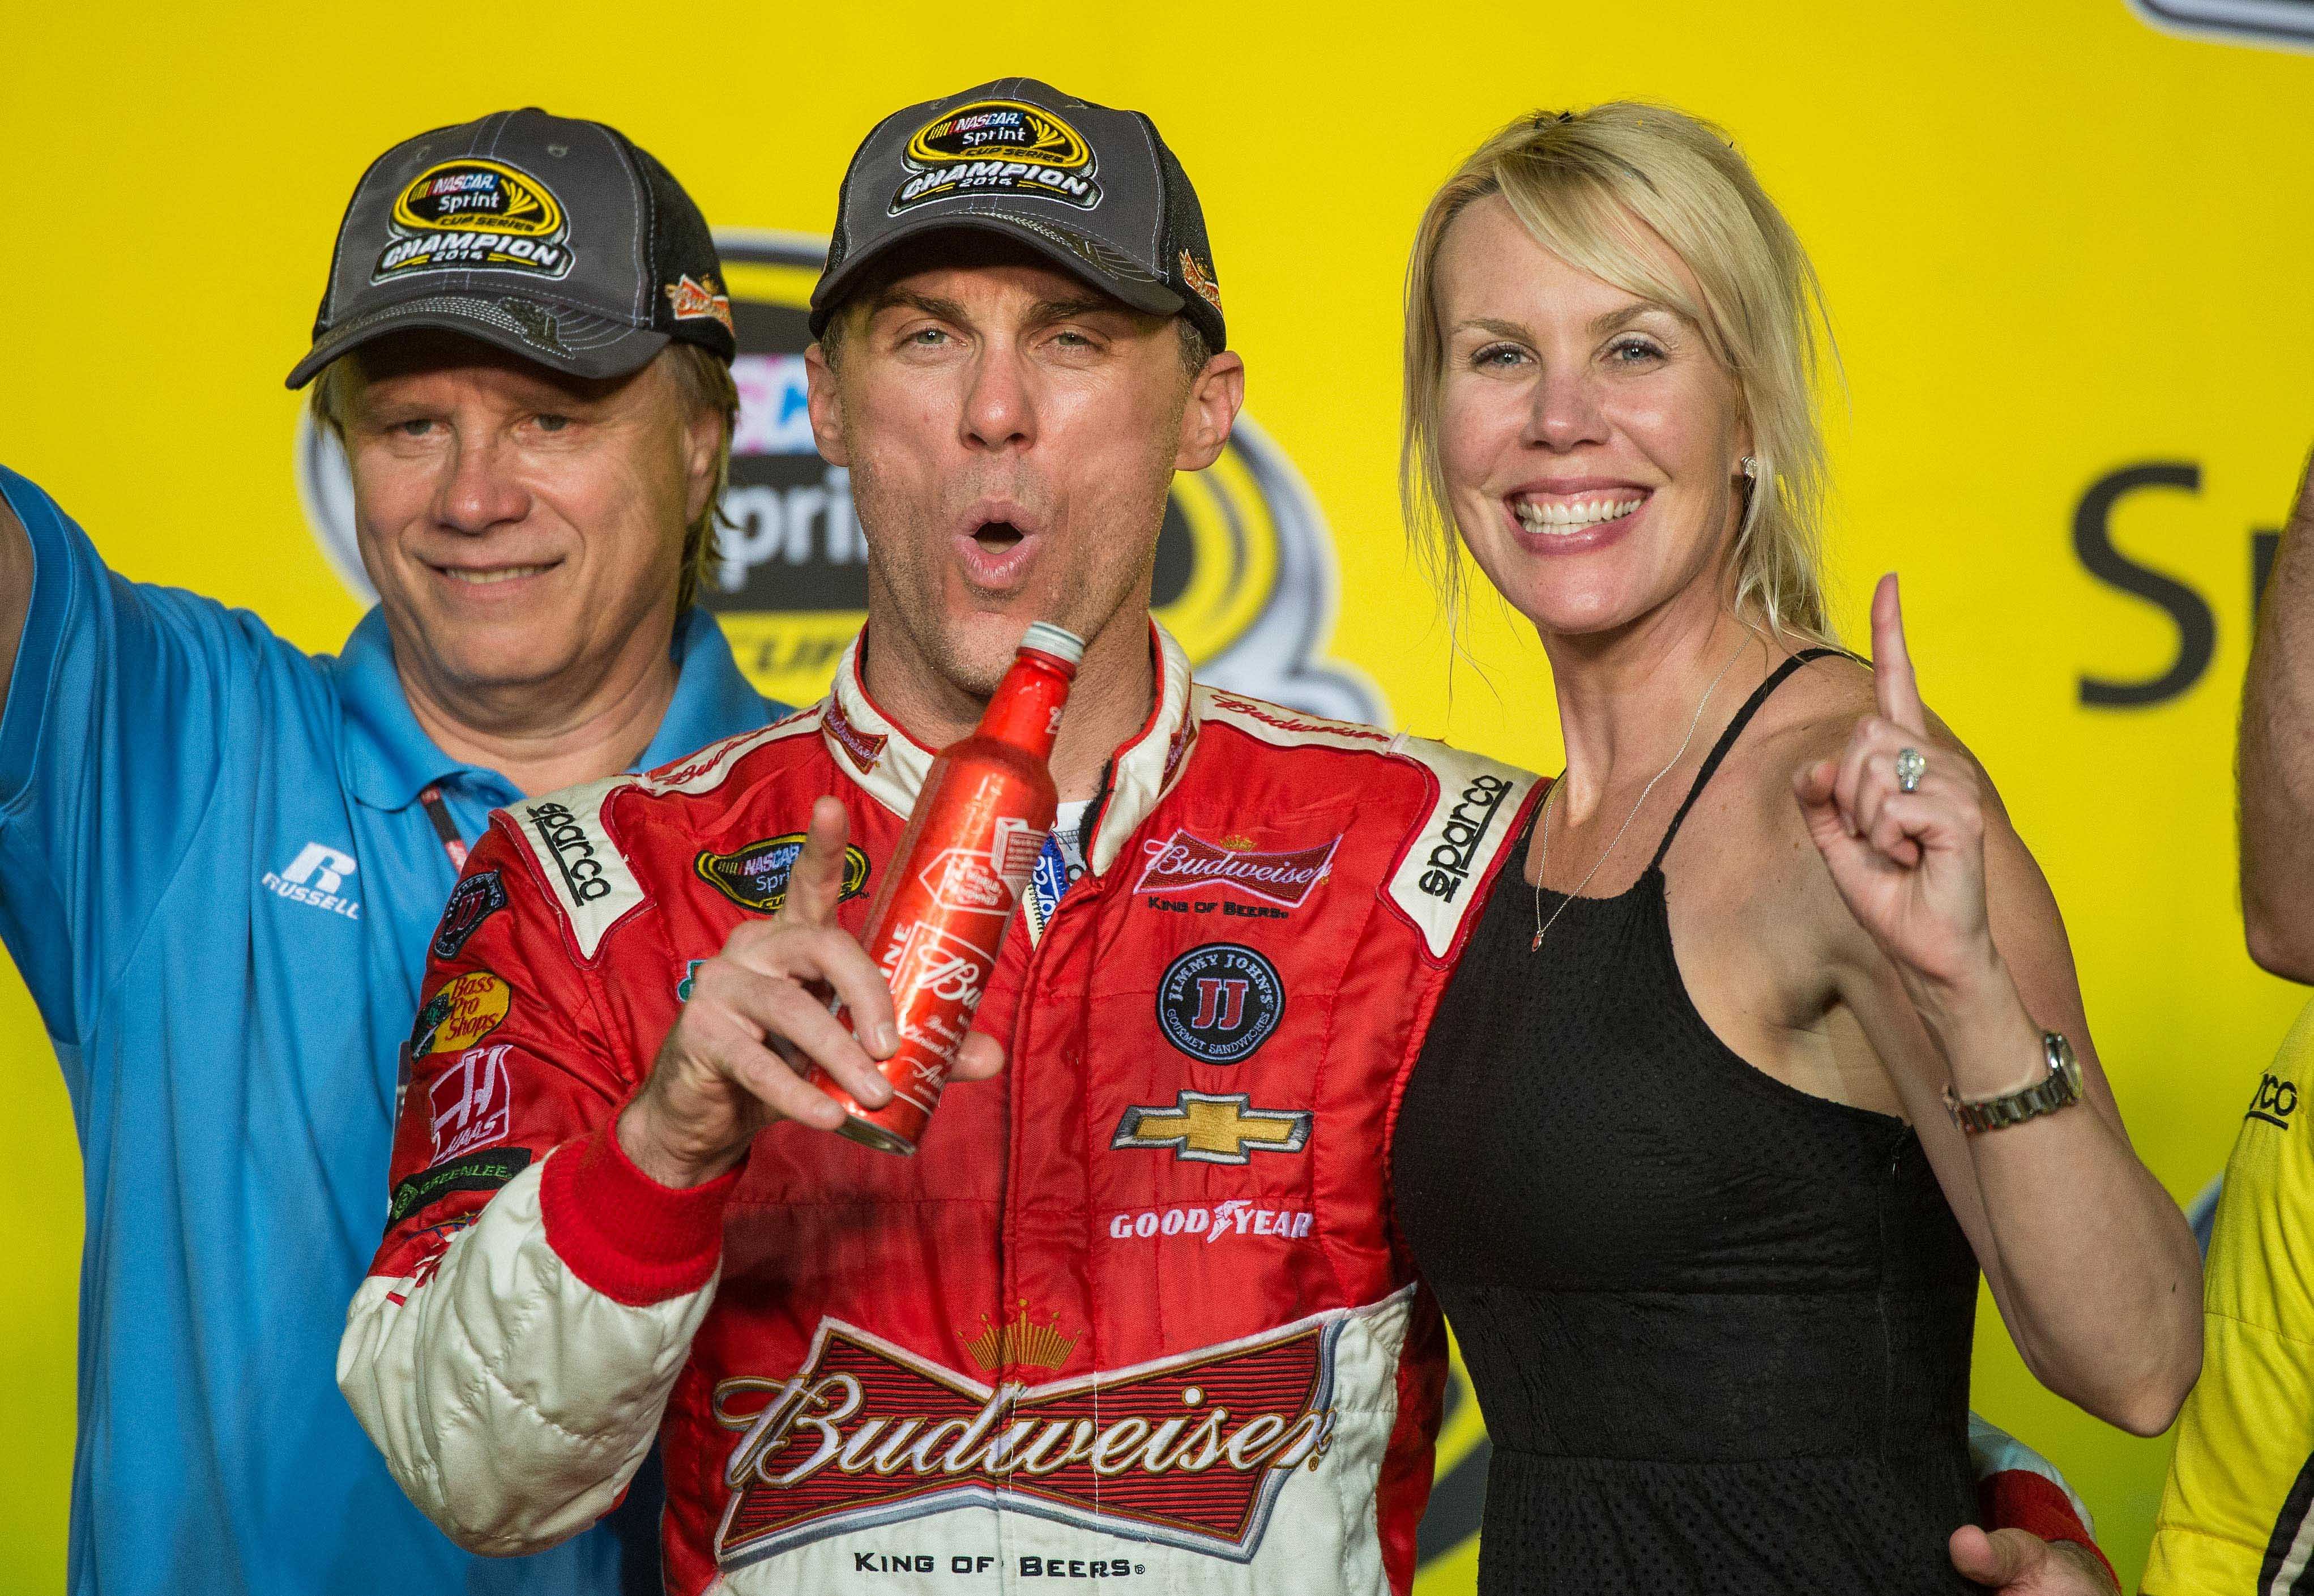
(297, 232, 1379, 719)
(893, 100, 1098, 214)
(372, 158, 574, 282)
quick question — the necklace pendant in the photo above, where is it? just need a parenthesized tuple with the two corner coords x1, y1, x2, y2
(1530, 929, 1545, 952)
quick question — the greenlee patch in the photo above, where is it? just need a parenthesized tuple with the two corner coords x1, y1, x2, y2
(387, 1146, 536, 1227)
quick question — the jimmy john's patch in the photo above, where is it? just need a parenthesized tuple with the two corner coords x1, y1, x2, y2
(386, 1145, 535, 1227)
(1156, 943, 1283, 1064)
(697, 834, 871, 915)
(372, 159, 575, 283)
(890, 100, 1100, 215)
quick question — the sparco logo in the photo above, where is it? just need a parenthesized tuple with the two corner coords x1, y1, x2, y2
(2248, 1070, 2299, 1129)
(296, 233, 1381, 720)
(523, 800, 610, 903)
(1134, 830, 1339, 908)
(708, 1315, 1340, 1567)
(1418, 773, 1514, 902)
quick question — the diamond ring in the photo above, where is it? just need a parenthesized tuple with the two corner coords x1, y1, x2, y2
(1894, 746, 1926, 794)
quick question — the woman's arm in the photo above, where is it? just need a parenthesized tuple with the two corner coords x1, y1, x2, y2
(1794, 575, 2202, 1436)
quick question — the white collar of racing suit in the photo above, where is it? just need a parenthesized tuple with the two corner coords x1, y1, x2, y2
(823, 620, 1197, 880)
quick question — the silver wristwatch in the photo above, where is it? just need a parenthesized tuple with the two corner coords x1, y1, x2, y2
(1944, 1031, 2084, 1134)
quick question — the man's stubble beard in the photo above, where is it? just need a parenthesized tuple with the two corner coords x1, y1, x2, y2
(848, 453, 1172, 706)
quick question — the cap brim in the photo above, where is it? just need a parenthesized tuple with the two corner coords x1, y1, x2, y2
(810, 211, 1186, 337)
(285, 291, 670, 390)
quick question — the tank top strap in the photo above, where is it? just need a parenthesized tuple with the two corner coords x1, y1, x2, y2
(1647, 647, 1848, 871)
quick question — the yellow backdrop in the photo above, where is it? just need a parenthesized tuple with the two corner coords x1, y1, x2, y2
(5, 2, 2312, 1589)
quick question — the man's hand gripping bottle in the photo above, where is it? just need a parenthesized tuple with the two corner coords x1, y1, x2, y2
(812, 621, 1083, 1154)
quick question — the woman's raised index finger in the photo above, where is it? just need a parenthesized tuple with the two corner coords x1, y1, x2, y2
(1871, 573, 1928, 734)
(779, 796, 854, 928)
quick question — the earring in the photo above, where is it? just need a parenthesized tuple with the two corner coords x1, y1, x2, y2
(1737, 456, 1757, 481)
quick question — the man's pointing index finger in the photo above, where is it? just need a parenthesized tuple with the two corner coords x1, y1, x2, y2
(780, 796, 854, 929)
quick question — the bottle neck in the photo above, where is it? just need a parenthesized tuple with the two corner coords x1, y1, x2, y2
(976, 650, 1076, 761)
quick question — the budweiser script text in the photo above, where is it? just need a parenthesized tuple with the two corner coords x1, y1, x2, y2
(710, 1319, 1341, 1561)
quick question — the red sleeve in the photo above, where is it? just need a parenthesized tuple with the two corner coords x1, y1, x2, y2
(1979, 1469, 2116, 1590)
(538, 1119, 738, 1306)
(1376, 1286, 1449, 1595)
(370, 819, 643, 1282)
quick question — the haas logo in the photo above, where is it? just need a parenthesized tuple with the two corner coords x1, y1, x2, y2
(709, 1313, 1343, 1569)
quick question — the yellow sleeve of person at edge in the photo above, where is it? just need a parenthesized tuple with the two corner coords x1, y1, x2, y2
(2146, 998, 2314, 1595)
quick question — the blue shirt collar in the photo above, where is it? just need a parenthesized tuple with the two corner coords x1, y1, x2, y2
(335, 607, 774, 810)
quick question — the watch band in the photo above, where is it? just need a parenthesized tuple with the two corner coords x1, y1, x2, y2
(1944, 1031, 2084, 1134)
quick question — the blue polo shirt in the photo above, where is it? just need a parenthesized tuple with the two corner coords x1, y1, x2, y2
(0, 466, 780, 1595)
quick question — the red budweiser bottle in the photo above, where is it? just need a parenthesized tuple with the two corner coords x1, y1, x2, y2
(814, 622, 1084, 1154)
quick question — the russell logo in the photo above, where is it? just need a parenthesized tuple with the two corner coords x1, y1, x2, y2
(298, 233, 1380, 720)
(262, 842, 360, 920)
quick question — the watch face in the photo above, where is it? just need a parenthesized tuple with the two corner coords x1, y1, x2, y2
(2048, 1034, 2084, 1098)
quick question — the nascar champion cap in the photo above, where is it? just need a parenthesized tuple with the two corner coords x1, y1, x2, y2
(287, 107, 736, 389)
(810, 78, 1227, 352)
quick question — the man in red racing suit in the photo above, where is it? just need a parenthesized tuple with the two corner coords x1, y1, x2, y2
(343, 626, 1539, 1591)
(338, 76, 2115, 1596)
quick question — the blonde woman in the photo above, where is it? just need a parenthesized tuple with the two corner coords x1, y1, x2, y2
(1387, 105, 2200, 1594)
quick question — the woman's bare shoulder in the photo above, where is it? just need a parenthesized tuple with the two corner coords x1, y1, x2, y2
(1745, 648, 1878, 769)
(1731, 646, 2009, 835)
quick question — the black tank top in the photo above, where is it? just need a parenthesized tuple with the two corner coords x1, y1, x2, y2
(1392, 652, 1982, 1595)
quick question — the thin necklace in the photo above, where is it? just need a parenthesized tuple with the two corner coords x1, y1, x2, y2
(1530, 637, 1752, 953)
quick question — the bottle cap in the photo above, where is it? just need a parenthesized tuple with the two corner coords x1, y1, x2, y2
(1018, 622, 1087, 666)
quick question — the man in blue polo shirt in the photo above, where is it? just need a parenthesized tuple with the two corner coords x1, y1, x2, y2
(0, 109, 779, 1594)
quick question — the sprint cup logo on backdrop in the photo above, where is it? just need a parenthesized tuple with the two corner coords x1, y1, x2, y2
(295, 232, 1380, 718)
(2128, 0, 2314, 47)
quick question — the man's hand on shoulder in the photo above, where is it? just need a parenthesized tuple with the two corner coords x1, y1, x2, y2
(1949, 1526, 2119, 1596)
(616, 797, 1006, 1187)
(0, 488, 29, 709)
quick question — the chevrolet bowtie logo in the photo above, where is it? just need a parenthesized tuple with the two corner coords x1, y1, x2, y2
(1111, 1091, 1312, 1165)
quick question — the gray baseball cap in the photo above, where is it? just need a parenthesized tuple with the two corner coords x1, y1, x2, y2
(287, 108, 736, 390)
(810, 79, 1227, 352)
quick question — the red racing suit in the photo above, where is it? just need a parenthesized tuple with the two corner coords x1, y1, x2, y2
(340, 626, 1542, 1594)
(339, 625, 2107, 1592)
